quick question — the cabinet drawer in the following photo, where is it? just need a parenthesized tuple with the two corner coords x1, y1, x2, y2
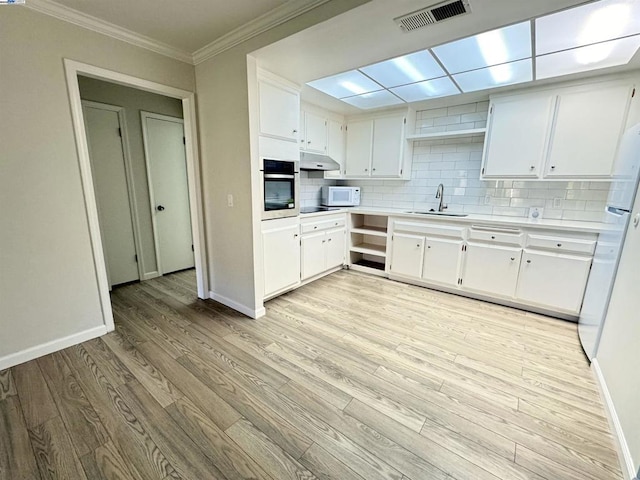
(468, 227, 523, 246)
(526, 233, 596, 255)
(301, 215, 346, 234)
(392, 220, 465, 239)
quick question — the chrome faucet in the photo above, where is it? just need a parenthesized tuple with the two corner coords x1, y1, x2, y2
(435, 183, 447, 212)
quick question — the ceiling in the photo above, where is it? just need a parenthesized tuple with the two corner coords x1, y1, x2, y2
(252, 0, 640, 113)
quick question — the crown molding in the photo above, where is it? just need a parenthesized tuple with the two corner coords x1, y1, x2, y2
(24, 0, 193, 64)
(193, 0, 331, 65)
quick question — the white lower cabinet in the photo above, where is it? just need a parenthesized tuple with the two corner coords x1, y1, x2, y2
(389, 233, 425, 278)
(301, 231, 327, 280)
(326, 228, 346, 270)
(422, 237, 463, 287)
(515, 250, 591, 313)
(462, 243, 522, 298)
(262, 218, 300, 298)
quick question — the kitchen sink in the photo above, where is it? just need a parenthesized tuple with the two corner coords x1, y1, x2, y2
(406, 211, 468, 217)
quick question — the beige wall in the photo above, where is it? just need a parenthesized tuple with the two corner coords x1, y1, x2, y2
(78, 76, 184, 276)
(195, 0, 370, 314)
(0, 7, 194, 362)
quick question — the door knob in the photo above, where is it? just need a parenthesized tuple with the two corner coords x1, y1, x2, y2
(157, 205, 165, 211)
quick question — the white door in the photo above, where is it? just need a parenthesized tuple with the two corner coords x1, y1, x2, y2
(372, 115, 404, 178)
(482, 93, 555, 178)
(325, 228, 346, 269)
(390, 233, 425, 279)
(544, 83, 632, 178)
(422, 237, 463, 287)
(142, 113, 195, 275)
(516, 250, 592, 313)
(301, 231, 327, 280)
(325, 120, 345, 179)
(463, 243, 522, 298)
(304, 112, 327, 154)
(263, 224, 300, 296)
(345, 120, 373, 176)
(83, 103, 139, 287)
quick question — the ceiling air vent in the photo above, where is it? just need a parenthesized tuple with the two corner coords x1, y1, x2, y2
(394, 0, 471, 32)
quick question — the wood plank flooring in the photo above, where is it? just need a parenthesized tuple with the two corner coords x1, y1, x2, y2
(0, 269, 622, 480)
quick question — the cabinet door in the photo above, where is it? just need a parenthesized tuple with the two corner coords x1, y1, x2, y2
(482, 93, 554, 178)
(304, 112, 328, 154)
(263, 224, 300, 296)
(325, 228, 346, 269)
(422, 237, 463, 287)
(544, 83, 632, 178)
(390, 233, 425, 279)
(516, 250, 591, 313)
(345, 120, 373, 176)
(372, 115, 405, 178)
(325, 120, 345, 179)
(301, 231, 327, 280)
(259, 80, 299, 142)
(463, 243, 521, 298)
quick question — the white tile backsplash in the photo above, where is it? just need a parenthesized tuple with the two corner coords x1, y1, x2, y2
(299, 170, 339, 208)
(345, 101, 611, 222)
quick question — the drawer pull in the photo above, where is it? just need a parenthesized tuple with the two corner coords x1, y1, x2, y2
(491, 236, 496, 240)
(557, 243, 562, 247)
(526, 260, 532, 264)
(314, 226, 318, 229)
(510, 257, 515, 261)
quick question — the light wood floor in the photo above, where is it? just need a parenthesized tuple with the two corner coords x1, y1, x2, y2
(0, 269, 622, 480)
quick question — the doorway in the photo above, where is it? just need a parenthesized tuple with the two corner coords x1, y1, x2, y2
(64, 59, 207, 333)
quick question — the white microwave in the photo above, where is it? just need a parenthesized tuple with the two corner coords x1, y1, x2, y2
(322, 186, 361, 207)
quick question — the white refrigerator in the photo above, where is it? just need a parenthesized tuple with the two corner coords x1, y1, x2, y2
(579, 123, 640, 360)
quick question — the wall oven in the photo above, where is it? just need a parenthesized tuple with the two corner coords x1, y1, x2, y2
(260, 158, 300, 220)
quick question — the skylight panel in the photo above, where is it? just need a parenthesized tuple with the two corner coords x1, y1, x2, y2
(359, 50, 446, 88)
(390, 77, 460, 102)
(340, 90, 404, 109)
(307, 70, 382, 99)
(453, 59, 532, 92)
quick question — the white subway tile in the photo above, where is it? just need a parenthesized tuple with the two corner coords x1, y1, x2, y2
(447, 103, 477, 115)
(434, 115, 461, 126)
(461, 112, 488, 123)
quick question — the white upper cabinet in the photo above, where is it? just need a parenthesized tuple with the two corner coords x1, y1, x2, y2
(301, 111, 328, 154)
(258, 76, 300, 143)
(345, 111, 411, 179)
(345, 119, 374, 177)
(482, 92, 555, 178)
(481, 78, 634, 180)
(325, 120, 345, 178)
(544, 82, 633, 179)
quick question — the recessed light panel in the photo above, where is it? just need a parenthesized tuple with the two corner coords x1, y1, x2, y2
(536, 0, 640, 55)
(341, 90, 404, 109)
(391, 77, 460, 102)
(432, 21, 531, 74)
(307, 70, 382, 98)
(453, 59, 532, 92)
(537, 35, 640, 79)
(359, 50, 445, 88)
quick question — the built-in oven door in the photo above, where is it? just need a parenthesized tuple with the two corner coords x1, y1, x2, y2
(262, 159, 299, 219)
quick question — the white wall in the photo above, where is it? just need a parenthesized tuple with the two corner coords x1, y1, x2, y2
(194, 0, 370, 315)
(78, 77, 184, 277)
(0, 7, 194, 365)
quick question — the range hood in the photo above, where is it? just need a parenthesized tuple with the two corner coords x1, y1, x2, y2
(300, 151, 341, 171)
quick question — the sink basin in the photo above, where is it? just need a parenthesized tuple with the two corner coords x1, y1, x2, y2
(406, 211, 468, 217)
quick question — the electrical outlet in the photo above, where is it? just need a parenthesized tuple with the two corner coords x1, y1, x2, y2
(484, 194, 492, 205)
(553, 197, 563, 209)
(529, 207, 544, 220)
(227, 194, 234, 207)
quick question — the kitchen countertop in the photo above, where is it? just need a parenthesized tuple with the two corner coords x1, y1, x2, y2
(299, 206, 604, 233)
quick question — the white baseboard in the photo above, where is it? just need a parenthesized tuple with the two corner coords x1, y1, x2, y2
(592, 359, 638, 480)
(0, 325, 108, 370)
(142, 271, 160, 281)
(209, 291, 265, 319)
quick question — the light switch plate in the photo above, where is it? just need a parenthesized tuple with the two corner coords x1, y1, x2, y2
(529, 207, 544, 220)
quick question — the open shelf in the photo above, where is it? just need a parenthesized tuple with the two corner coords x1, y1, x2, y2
(351, 225, 388, 237)
(350, 242, 386, 256)
(406, 128, 486, 141)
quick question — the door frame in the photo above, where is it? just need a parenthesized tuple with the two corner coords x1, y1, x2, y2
(64, 59, 208, 333)
(81, 100, 146, 285)
(140, 111, 190, 277)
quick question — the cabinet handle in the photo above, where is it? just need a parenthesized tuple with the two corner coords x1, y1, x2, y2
(373, 168, 376, 171)
(364, 168, 368, 172)
(328, 238, 332, 242)
(530, 166, 535, 170)
(416, 244, 420, 247)
(526, 259, 532, 264)
(322, 240, 326, 243)
(308, 141, 311, 144)
(510, 257, 515, 261)
(314, 226, 318, 229)
(427, 245, 431, 249)
(294, 234, 298, 237)
(551, 165, 556, 170)
(557, 243, 562, 247)
(491, 235, 496, 240)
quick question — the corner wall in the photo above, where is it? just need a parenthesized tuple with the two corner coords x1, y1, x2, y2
(0, 7, 194, 366)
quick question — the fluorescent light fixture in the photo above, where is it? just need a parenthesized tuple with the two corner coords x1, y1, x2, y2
(536, 0, 640, 55)
(359, 50, 445, 88)
(307, 70, 382, 99)
(536, 35, 640, 79)
(390, 77, 460, 102)
(432, 22, 531, 74)
(453, 59, 532, 92)
(341, 90, 404, 109)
